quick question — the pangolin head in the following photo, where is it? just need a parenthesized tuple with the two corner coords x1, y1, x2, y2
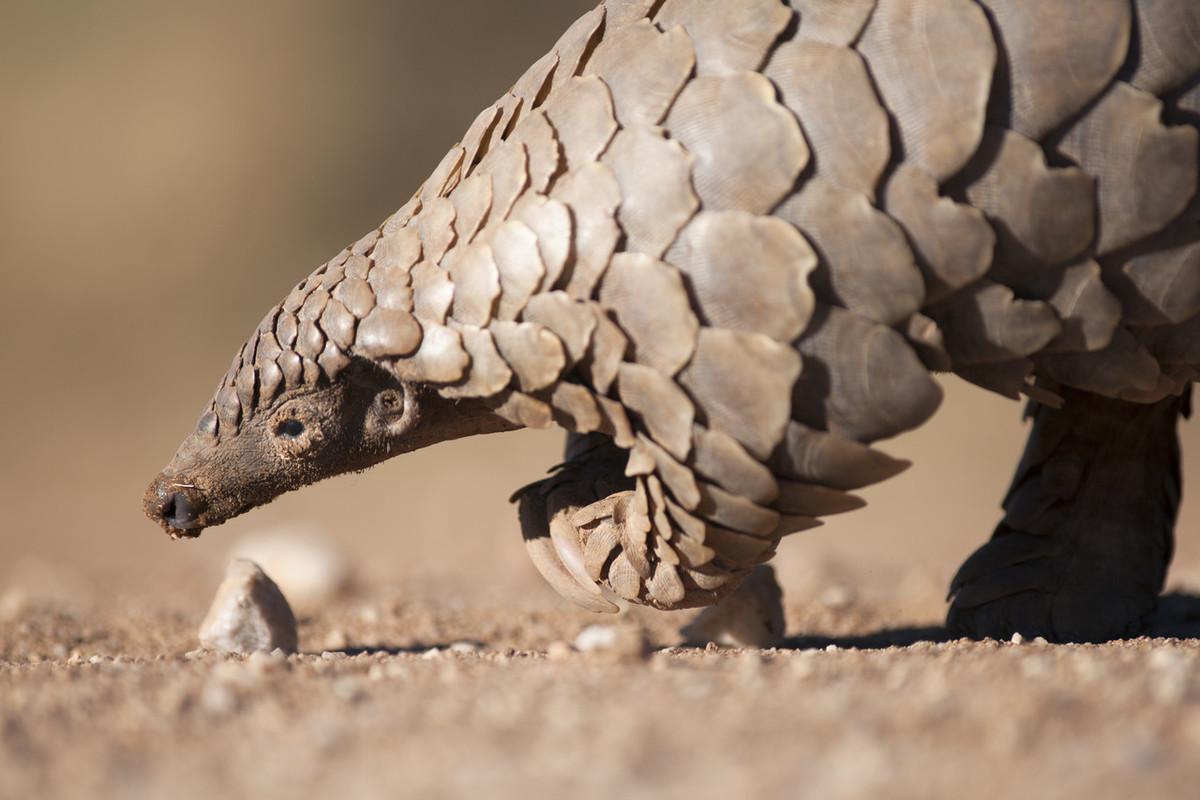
(143, 248, 511, 539)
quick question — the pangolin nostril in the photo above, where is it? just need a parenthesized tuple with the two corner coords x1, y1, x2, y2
(162, 492, 199, 529)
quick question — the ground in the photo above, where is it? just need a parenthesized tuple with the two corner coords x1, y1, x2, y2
(4, 567, 1200, 799)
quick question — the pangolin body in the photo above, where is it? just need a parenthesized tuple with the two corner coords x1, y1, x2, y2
(150, 0, 1200, 616)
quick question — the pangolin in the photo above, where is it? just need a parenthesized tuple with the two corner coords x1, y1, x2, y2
(145, 0, 1200, 643)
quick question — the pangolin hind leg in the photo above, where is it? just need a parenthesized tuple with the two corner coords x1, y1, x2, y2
(947, 387, 1186, 643)
(515, 433, 755, 613)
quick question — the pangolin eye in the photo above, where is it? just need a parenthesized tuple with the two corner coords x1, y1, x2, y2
(275, 419, 306, 439)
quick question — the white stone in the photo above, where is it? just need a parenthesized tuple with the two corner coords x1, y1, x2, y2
(573, 624, 649, 662)
(228, 527, 350, 610)
(680, 565, 786, 649)
(198, 559, 298, 655)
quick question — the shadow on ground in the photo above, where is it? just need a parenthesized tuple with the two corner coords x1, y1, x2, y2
(777, 593, 1200, 650)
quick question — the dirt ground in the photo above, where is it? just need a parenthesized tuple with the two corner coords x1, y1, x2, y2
(4, 572, 1200, 800)
(5, 2, 1200, 798)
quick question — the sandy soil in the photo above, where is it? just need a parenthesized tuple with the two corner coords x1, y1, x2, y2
(4, 572, 1200, 800)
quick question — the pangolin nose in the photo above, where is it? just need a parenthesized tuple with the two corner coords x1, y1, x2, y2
(159, 490, 204, 531)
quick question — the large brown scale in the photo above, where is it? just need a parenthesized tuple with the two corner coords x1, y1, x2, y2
(146, 0, 1200, 643)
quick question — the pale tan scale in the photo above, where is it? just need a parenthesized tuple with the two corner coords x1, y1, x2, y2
(960, 127, 1096, 277)
(657, 0, 793, 76)
(1128, 1, 1200, 96)
(549, 382, 603, 434)
(585, 20, 696, 128)
(343, 254, 371, 281)
(776, 178, 924, 326)
(644, 474, 673, 542)
(978, 0, 1131, 140)
(257, 359, 284, 409)
(666, 211, 815, 342)
(605, 0, 657, 29)
(450, 174, 493, 245)
(490, 389, 555, 430)
(448, 242, 501, 328)
(298, 288, 330, 323)
(1029, 260, 1121, 354)
(606, 552, 643, 600)
(508, 193, 573, 290)
(438, 324, 513, 400)
(1058, 82, 1199, 255)
(549, 162, 621, 299)
(381, 195, 420, 237)
(789, 0, 876, 46)
(621, 486, 653, 578)
(582, 519, 622, 580)
(332, 277, 375, 321)
(295, 319, 326, 362)
(351, 230, 380, 257)
(773, 480, 866, 517)
(510, 110, 563, 194)
(460, 105, 503, 177)
(541, 76, 619, 173)
(420, 146, 465, 206)
(678, 328, 801, 461)
(549, 4, 606, 92)
(476, 140, 530, 224)
(368, 265, 414, 313)
(857, 0, 996, 182)
(417, 198, 458, 264)
(354, 307, 423, 360)
(274, 310, 299, 348)
(690, 426, 779, 506)
(317, 342, 350, 380)
(769, 420, 911, 491)
(666, 72, 809, 215)
(318, 299, 357, 351)
(880, 163, 994, 303)
(300, 356, 321, 387)
(1113, 238, 1200, 326)
(215, 383, 241, 433)
(319, 261, 346, 293)
(930, 282, 1062, 365)
(793, 306, 943, 444)
(510, 50, 559, 117)
(696, 481, 780, 538)
(603, 127, 700, 258)
(599, 253, 699, 376)
(490, 320, 568, 393)
(702, 524, 775, 567)
(410, 261, 455, 325)
(390, 323, 470, 384)
(372, 227, 422, 272)
(647, 562, 687, 607)
(489, 220, 547, 321)
(522, 292, 597, 366)
(234, 364, 257, 416)
(766, 40, 890, 197)
(594, 394, 636, 448)
(579, 307, 627, 396)
(634, 434, 702, 512)
(615, 362, 695, 462)
(276, 351, 303, 388)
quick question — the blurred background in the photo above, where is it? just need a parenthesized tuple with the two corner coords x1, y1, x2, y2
(3, 0, 1199, 626)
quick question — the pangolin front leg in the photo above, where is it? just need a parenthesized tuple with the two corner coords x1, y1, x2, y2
(948, 387, 1186, 643)
(515, 433, 757, 613)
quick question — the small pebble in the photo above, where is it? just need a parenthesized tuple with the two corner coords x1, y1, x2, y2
(573, 624, 650, 663)
(198, 559, 298, 655)
(680, 566, 785, 649)
(546, 641, 574, 661)
(448, 641, 481, 654)
(1011, 632, 1025, 645)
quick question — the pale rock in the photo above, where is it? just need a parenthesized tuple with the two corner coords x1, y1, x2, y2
(573, 624, 650, 662)
(228, 527, 351, 610)
(680, 565, 786, 648)
(198, 559, 298, 655)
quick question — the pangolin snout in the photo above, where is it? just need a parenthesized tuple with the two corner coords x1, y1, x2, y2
(145, 478, 207, 537)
